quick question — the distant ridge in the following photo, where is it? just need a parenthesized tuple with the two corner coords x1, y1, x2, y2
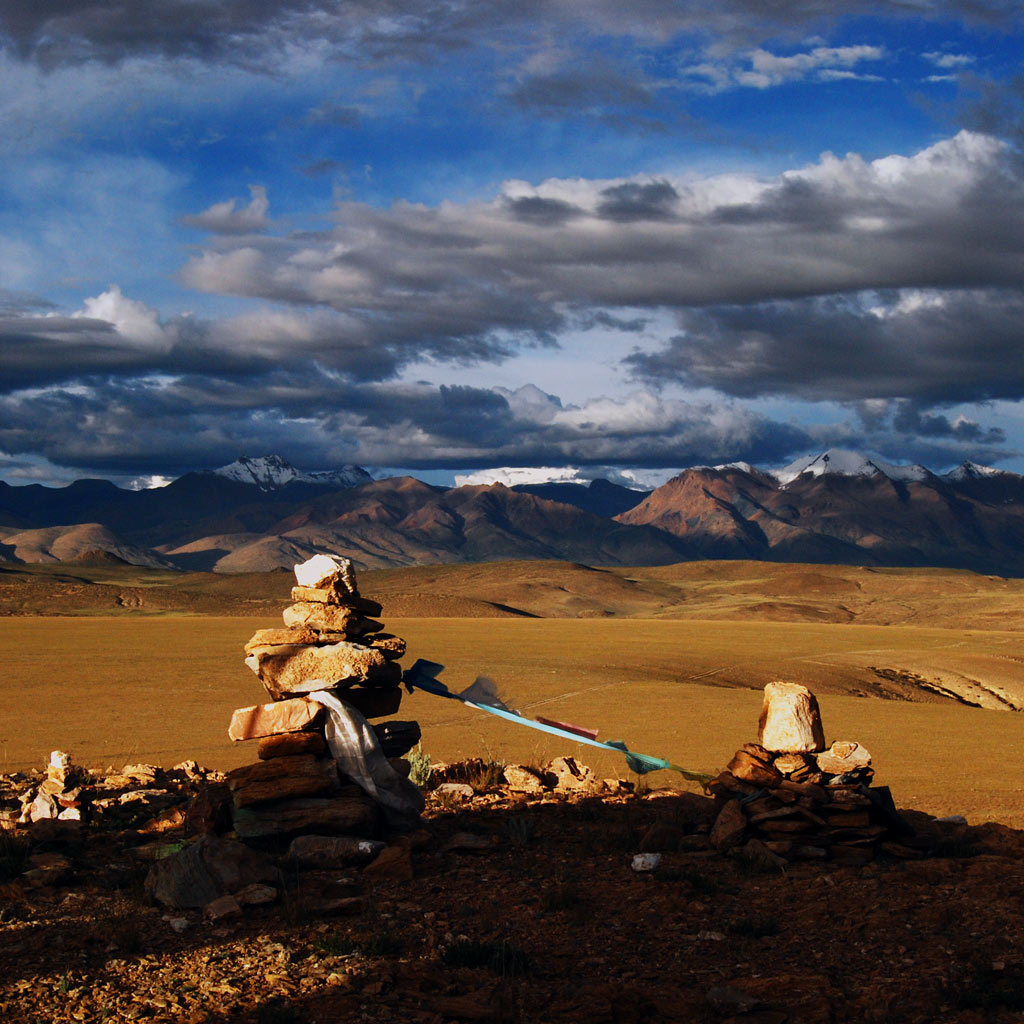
(617, 451, 1024, 575)
(1, 450, 1023, 574)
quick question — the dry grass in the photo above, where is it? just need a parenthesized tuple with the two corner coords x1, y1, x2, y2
(3, 559, 1024, 827)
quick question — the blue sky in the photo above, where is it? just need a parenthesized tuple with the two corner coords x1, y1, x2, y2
(2, 1, 1024, 488)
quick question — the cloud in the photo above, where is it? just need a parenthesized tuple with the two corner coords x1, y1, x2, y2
(3, 131, 1024, 477)
(596, 180, 680, 222)
(0, 373, 817, 479)
(737, 45, 886, 89)
(183, 184, 271, 234)
(171, 132, 1024, 405)
(924, 51, 976, 69)
(626, 288, 1024, 405)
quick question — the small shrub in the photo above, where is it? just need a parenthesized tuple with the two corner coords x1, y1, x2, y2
(407, 745, 433, 790)
(466, 759, 506, 792)
(442, 938, 533, 976)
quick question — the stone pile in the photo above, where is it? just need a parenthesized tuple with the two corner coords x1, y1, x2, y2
(707, 681, 917, 864)
(8, 751, 213, 833)
(226, 553, 422, 841)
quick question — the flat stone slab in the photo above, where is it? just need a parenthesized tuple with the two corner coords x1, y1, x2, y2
(282, 601, 382, 635)
(228, 698, 322, 742)
(227, 754, 340, 808)
(232, 794, 380, 839)
(245, 641, 390, 700)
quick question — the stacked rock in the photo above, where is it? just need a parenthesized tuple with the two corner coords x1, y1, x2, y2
(17, 750, 87, 825)
(707, 681, 915, 864)
(226, 554, 422, 840)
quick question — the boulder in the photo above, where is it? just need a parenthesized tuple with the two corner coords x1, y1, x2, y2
(144, 835, 276, 909)
(710, 798, 746, 851)
(758, 682, 826, 753)
(546, 756, 595, 791)
(503, 765, 549, 794)
(290, 586, 382, 616)
(372, 720, 421, 758)
(341, 686, 403, 720)
(727, 749, 783, 787)
(243, 627, 320, 654)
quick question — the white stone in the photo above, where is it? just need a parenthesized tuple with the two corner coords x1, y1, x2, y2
(631, 853, 661, 872)
(758, 681, 826, 753)
(294, 554, 357, 592)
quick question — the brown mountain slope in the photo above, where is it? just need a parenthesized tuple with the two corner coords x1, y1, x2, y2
(1, 523, 172, 569)
(618, 465, 1024, 573)
(172, 478, 692, 572)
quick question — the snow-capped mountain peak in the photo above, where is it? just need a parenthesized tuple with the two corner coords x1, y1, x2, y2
(942, 461, 1007, 482)
(772, 449, 930, 486)
(210, 455, 371, 491)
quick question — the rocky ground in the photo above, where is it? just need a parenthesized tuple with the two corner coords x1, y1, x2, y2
(3, 758, 1024, 1024)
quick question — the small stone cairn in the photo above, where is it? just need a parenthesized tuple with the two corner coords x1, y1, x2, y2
(707, 681, 916, 864)
(226, 553, 420, 840)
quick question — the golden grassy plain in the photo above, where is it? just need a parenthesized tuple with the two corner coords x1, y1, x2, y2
(3, 604, 1024, 826)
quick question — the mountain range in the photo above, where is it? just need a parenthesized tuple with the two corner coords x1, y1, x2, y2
(1, 451, 1023, 575)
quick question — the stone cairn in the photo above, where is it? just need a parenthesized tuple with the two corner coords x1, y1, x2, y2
(707, 681, 917, 865)
(226, 553, 420, 842)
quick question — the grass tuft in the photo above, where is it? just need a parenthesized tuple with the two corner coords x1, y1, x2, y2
(407, 744, 433, 790)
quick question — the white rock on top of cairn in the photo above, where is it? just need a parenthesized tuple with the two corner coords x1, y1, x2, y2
(294, 553, 357, 593)
(758, 681, 826, 753)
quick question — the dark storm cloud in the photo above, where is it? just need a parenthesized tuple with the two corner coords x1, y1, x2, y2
(596, 180, 680, 222)
(889, 399, 1005, 444)
(4, 1, 1021, 69)
(627, 289, 1024, 404)
(0, 369, 820, 477)
(503, 196, 583, 226)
